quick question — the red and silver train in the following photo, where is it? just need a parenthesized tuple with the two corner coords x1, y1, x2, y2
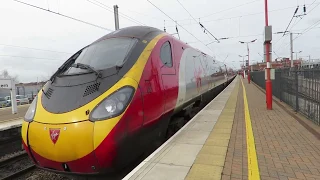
(22, 26, 234, 175)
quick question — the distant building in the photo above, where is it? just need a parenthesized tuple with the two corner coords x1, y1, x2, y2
(16, 82, 46, 96)
(0, 81, 46, 98)
(251, 58, 303, 71)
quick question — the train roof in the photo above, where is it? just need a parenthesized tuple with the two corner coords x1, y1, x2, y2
(90, 26, 225, 66)
(92, 26, 164, 44)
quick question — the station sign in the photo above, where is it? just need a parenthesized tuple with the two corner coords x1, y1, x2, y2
(0, 79, 12, 89)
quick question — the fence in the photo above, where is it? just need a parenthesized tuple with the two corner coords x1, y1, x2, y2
(251, 68, 320, 125)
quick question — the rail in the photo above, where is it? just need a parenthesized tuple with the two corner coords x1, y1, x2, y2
(0, 152, 36, 180)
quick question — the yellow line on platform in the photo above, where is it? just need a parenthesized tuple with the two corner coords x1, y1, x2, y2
(240, 78, 260, 180)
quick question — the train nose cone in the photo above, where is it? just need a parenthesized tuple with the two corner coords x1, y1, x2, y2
(27, 121, 100, 173)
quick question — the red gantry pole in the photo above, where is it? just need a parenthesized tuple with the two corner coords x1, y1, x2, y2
(265, 0, 272, 110)
(247, 43, 250, 84)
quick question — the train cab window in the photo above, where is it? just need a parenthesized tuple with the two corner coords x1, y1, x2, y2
(160, 41, 173, 67)
(63, 37, 138, 75)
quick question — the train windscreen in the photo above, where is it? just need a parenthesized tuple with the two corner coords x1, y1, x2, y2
(63, 37, 138, 75)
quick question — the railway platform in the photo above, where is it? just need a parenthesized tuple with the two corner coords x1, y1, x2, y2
(0, 104, 28, 132)
(0, 118, 22, 131)
(123, 76, 320, 180)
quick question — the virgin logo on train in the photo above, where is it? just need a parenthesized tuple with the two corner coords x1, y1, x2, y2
(49, 128, 61, 144)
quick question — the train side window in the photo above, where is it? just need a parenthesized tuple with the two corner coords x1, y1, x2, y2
(160, 41, 173, 67)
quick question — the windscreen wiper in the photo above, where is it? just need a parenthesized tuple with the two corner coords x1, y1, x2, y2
(50, 49, 84, 83)
(71, 63, 102, 78)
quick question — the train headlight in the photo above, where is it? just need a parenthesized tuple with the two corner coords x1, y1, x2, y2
(24, 96, 38, 122)
(89, 86, 135, 121)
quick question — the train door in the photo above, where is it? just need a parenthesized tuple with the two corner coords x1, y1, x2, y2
(157, 37, 177, 114)
(141, 49, 165, 126)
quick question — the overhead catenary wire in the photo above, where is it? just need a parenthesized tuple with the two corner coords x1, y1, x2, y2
(146, 0, 215, 55)
(275, 25, 320, 53)
(274, 1, 320, 51)
(173, 2, 318, 24)
(11, 0, 113, 31)
(198, 0, 261, 19)
(0, 43, 72, 54)
(0, 54, 64, 61)
(167, 5, 318, 27)
(293, 19, 320, 41)
(175, 0, 220, 42)
(86, 0, 146, 26)
(289, 1, 320, 30)
(281, 6, 299, 37)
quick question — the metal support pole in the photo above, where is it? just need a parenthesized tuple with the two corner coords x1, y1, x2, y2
(265, 0, 272, 110)
(247, 43, 251, 84)
(309, 55, 311, 68)
(295, 70, 299, 112)
(290, 32, 294, 68)
(114, 5, 119, 30)
(243, 57, 245, 79)
(11, 79, 17, 114)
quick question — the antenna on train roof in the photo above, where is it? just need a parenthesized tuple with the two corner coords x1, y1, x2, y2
(164, 20, 166, 32)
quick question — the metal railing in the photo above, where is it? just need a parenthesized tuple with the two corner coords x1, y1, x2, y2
(251, 68, 320, 125)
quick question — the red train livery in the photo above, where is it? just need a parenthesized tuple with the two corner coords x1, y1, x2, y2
(21, 26, 233, 175)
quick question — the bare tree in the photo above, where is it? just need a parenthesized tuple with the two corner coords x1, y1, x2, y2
(0, 69, 19, 83)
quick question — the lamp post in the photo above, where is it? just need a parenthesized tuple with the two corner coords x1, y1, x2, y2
(239, 39, 257, 84)
(293, 51, 302, 61)
(239, 55, 248, 78)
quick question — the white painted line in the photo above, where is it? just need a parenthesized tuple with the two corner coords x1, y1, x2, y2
(122, 78, 237, 180)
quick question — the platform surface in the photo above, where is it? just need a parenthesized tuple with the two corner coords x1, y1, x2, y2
(0, 118, 23, 131)
(124, 76, 320, 180)
(221, 78, 320, 180)
(0, 104, 29, 122)
(123, 76, 239, 180)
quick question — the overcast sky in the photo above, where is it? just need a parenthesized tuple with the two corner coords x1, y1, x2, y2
(1, 0, 319, 83)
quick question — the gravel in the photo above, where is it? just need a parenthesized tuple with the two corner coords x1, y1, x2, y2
(17, 169, 72, 180)
(0, 150, 25, 162)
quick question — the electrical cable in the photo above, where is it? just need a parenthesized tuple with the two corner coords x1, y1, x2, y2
(0, 44, 72, 54)
(11, 0, 113, 31)
(86, 0, 146, 26)
(175, 0, 220, 42)
(199, 0, 261, 19)
(167, 5, 312, 27)
(146, 0, 214, 55)
(0, 54, 63, 61)
(274, 1, 320, 51)
(282, 6, 300, 37)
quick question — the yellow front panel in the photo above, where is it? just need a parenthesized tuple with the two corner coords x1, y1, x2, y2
(21, 121, 29, 145)
(28, 121, 94, 162)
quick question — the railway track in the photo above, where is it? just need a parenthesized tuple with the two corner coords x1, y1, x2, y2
(0, 135, 23, 158)
(0, 152, 36, 180)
